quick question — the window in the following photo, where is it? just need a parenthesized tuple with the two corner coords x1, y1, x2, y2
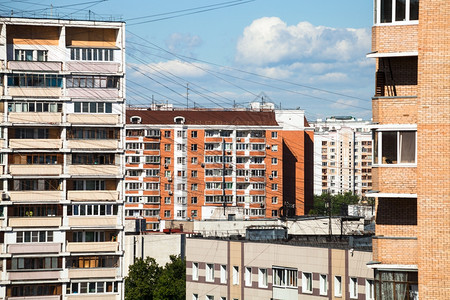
(233, 266, 239, 285)
(271, 170, 278, 178)
(191, 144, 198, 151)
(350, 277, 358, 299)
(164, 197, 171, 204)
(16, 231, 53, 243)
(191, 157, 198, 164)
(192, 294, 199, 300)
(191, 184, 198, 191)
(191, 170, 198, 177)
(258, 268, 268, 288)
(67, 76, 119, 89)
(15, 49, 34, 61)
(70, 48, 114, 61)
(271, 210, 278, 217)
(374, 131, 416, 164)
(165, 144, 171, 151)
(271, 184, 278, 191)
(374, 271, 417, 300)
(66, 256, 118, 269)
(191, 210, 197, 218)
(192, 262, 199, 281)
(300, 272, 312, 293)
(164, 157, 171, 165)
(8, 74, 62, 87)
(271, 145, 278, 151)
(366, 279, 374, 300)
(164, 210, 171, 218)
(164, 184, 171, 191)
(272, 196, 278, 204)
(220, 265, 227, 284)
(68, 204, 118, 216)
(334, 276, 342, 297)
(191, 197, 198, 204)
(191, 131, 198, 138)
(245, 267, 252, 286)
(320, 274, 327, 295)
(271, 158, 278, 165)
(11, 257, 59, 270)
(206, 296, 214, 300)
(10, 283, 62, 297)
(271, 131, 278, 139)
(164, 131, 171, 138)
(206, 263, 214, 282)
(376, 0, 419, 24)
(273, 267, 297, 288)
(8, 101, 62, 113)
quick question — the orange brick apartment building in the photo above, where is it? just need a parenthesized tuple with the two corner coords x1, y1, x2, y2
(124, 106, 313, 230)
(367, 0, 449, 299)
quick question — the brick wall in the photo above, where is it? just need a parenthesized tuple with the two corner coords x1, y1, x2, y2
(372, 97, 417, 124)
(371, 167, 417, 194)
(417, 0, 450, 298)
(372, 25, 418, 53)
(373, 238, 418, 265)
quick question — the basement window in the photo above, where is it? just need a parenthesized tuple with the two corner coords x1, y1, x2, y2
(373, 131, 416, 165)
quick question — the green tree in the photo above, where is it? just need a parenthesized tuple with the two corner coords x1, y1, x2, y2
(309, 192, 359, 216)
(154, 255, 186, 300)
(125, 257, 162, 300)
(125, 255, 186, 300)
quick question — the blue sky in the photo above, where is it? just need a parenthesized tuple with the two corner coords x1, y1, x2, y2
(2, 0, 375, 120)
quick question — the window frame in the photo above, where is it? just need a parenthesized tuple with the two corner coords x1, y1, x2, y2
(373, 130, 417, 166)
(302, 272, 313, 294)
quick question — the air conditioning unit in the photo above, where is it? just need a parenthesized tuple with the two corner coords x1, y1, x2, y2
(260, 203, 265, 208)
(168, 191, 173, 195)
(269, 175, 273, 180)
(164, 164, 169, 169)
(245, 177, 249, 182)
(237, 138, 241, 142)
(2, 192, 9, 201)
(201, 163, 205, 168)
(135, 150, 140, 154)
(266, 145, 271, 149)
(227, 151, 232, 155)
(168, 178, 172, 182)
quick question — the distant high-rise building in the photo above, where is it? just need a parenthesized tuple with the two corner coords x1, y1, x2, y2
(124, 104, 314, 230)
(367, 0, 449, 298)
(311, 117, 372, 196)
(0, 17, 125, 299)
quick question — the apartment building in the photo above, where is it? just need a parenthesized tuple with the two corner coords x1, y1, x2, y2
(312, 117, 372, 196)
(186, 233, 374, 300)
(124, 105, 313, 230)
(367, 0, 449, 298)
(0, 17, 125, 299)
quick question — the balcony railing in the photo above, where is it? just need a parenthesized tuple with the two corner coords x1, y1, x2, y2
(68, 165, 120, 177)
(9, 165, 62, 176)
(67, 113, 120, 125)
(8, 242, 61, 254)
(9, 139, 62, 149)
(9, 191, 63, 202)
(67, 190, 119, 201)
(9, 217, 62, 227)
(68, 216, 118, 227)
(8, 60, 62, 72)
(8, 87, 62, 97)
(8, 112, 62, 124)
(67, 140, 119, 150)
(66, 241, 118, 253)
(68, 267, 117, 279)
(9, 270, 61, 281)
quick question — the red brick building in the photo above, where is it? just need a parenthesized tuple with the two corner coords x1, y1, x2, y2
(368, 0, 449, 298)
(124, 106, 313, 231)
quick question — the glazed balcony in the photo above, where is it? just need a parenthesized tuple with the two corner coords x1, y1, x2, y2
(9, 165, 62, 176)
(9, 217, 62, 228)
(9, 191, 63, 202)
(8, 270, 61, 281)
(67, 190, 119, 202)
(66, 61, 120, 73)
(67, 140, 119, 150)
(8, 60, 62, 72)
(68, 165, 121, 177)
(68, 267, 118, 279)
(67, 114, 120, 125)
(8, 242, 61, 254)
(9, 139, 62, 149)
(66, 241, 119, 253)
(68, 216, 118, 227)
(8, 112, 62, 124)
(66, 88, 120, 99)
(8, 87, 62, 98)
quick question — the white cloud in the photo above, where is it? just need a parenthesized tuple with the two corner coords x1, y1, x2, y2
(165, 33, 202, 55)
(235, 17, 371, 66)
(130, 60, 209, 78)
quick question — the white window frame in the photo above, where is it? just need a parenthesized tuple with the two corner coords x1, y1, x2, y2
(302, 272, 313, 294)
(220, 265, 227, 284)
(374, 0, 419, 25)
(192, 262, 199, 281)
(334, 276, 342, 297)
(232, 266, 239, 285)
(206, 263, 214, 282)
(366, 279, 375, 300)
(350, 277, 358, 299)
(320, 274, 328, 295)
(373, 130, 417, 166)
(258, 268, 268, 288)
(245, 267, 252, 287)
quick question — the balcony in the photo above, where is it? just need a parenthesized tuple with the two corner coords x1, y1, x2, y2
(68, 165, 120, 177)
(67, 114, 120, 125)
(68, 268, 117, 279)
(66, 88, 120, 99)
(8, 112, 62, 124)
(8, 60, 62, 72)
(8, 87, 62, 98)
(68, 216, 118, 227)
(67, 140, 119, 150)
(66, 61, 120, 73)
(9, 165, 62, 176)
(8, 270, 61, 281)
(372, 24, 418, 54)
(66, 241, 118, 253)
(9, 217, 62, 228)
(9, 139, 62, 149)
(9, 191, 63, 202)
(66, 295, 116, 300)
(373, 237, 418, 265)
(67, 191, 119, 201)
(372, 167, 416, 194)
(372, 96, 417, 124)
(8, 242, 61, 254)
(9, 296, 61, 300)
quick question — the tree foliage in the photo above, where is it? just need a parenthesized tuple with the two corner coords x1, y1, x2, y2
(309, 192, 360, 216)
(125, 255, 185, 300)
